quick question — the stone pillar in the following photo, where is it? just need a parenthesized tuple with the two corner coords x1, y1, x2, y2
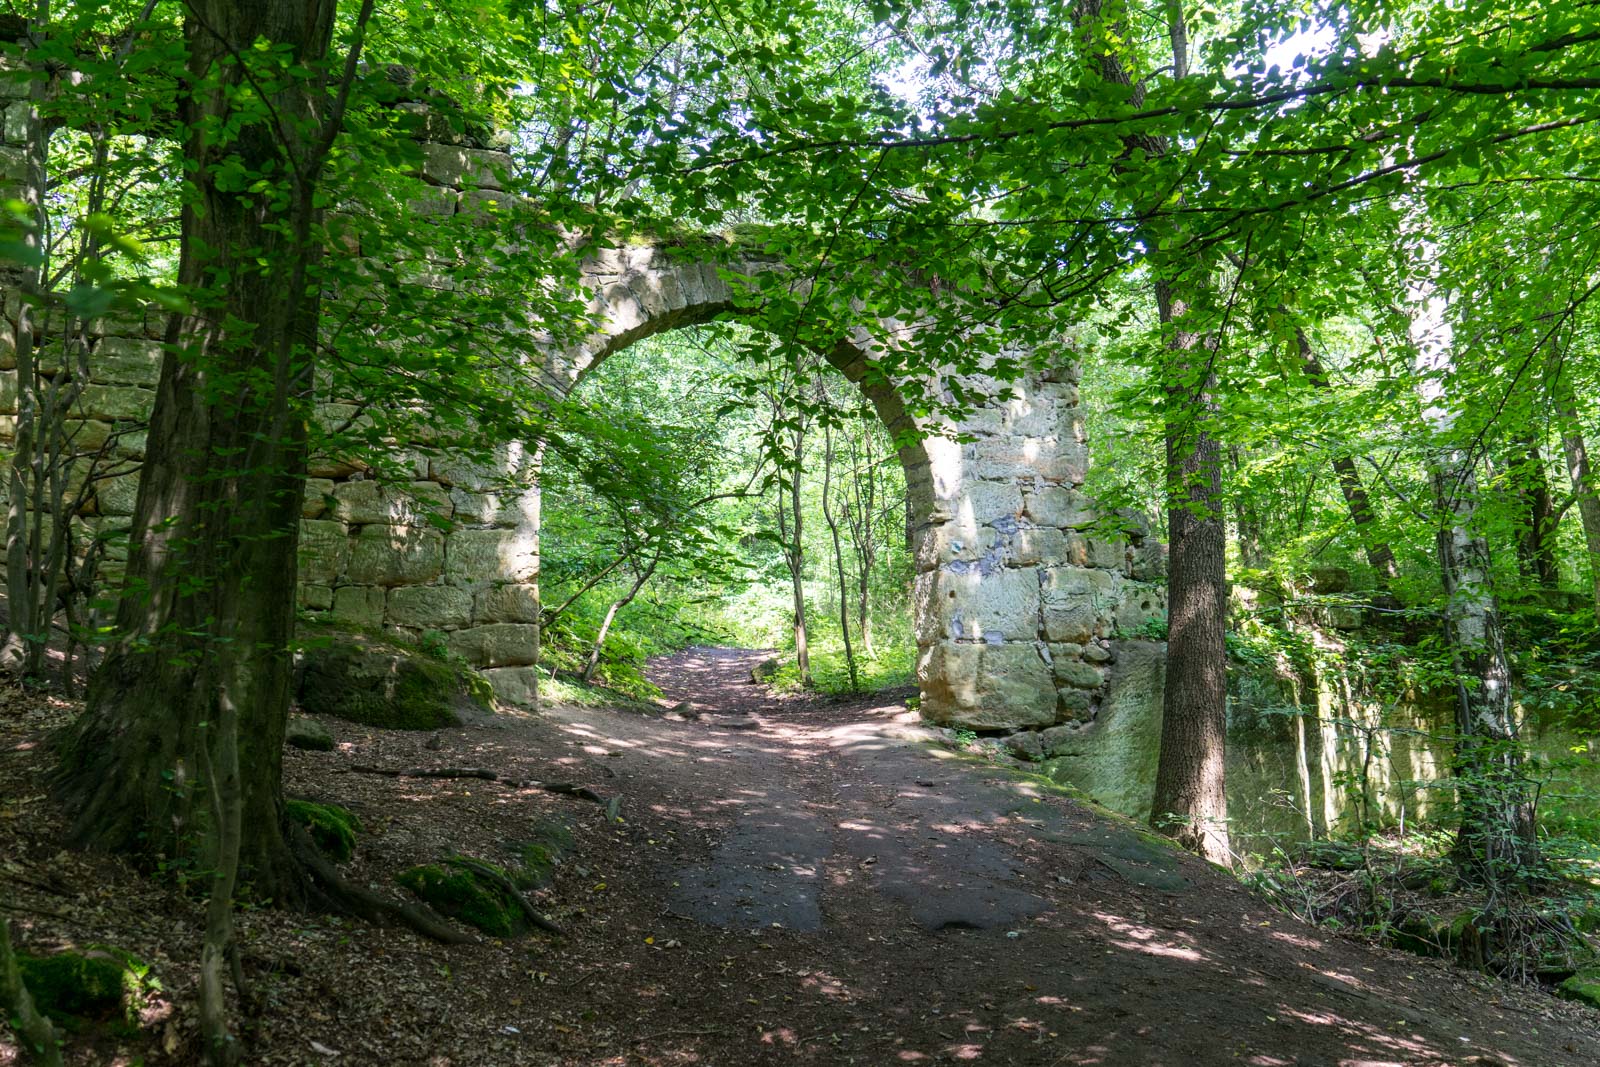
(911, 364, 1166, 731)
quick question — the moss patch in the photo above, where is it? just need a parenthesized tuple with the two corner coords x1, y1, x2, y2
(505, 818, 574, 890)
(1561, 965, 1600, 1009)
(296, 631, 492, 730)
(18, 946, 152, 1028)
(286, 799, 361, 863)
(398, 862, 526, 938)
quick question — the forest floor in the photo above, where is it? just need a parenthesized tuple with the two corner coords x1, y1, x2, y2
(5, 646, 1600, 1066)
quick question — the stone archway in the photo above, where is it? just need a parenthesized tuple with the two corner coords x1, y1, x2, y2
(0, 108, 1166, 733)
(536, 239, 1168, 730)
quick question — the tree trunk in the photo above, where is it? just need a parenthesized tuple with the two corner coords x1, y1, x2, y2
(1432, 454, 1537, 880)
(1149, 282, 1231, 865)
(53, 0, 342, 902)
(822, 419, 858, 691)
(1409, 257, 1536, 883)
(1549, 364, 1600, 614)
(1, 7, 50, 675)
(1, 915, 61, 1067)
(581, 547, 661, 684)
(1508, 433, 1558, 588)
(1070, 0, 1230, 864)
(1295, 328, 1401, 587)
(847, 428, 878, 658)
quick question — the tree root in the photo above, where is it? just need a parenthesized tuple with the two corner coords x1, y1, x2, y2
(0, 915, 62, 1067)
(286, 824, 476, 946)
(348, 764, 611, 806)
(444, 856, 566, 937)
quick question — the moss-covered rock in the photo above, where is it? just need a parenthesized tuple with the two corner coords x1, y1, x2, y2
(285, 715, 335, 751)
(1561, 965, 1600, 1009)
(397, 862, 526, 938)
(506, 819, 574, 890)
(18, 946, 151, 1026)
(296, 632, 492, 730)
(286, 799, 361, 862)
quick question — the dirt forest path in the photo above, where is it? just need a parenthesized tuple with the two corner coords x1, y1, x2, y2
(514, 647, 1600, 1066)
(9, 647, 1600, 1066)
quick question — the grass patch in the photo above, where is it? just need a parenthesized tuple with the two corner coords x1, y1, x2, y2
(766, 642, 916, 697)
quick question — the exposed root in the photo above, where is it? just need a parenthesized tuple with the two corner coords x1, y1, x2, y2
(444, 856, 566, 937)
(287, 824, 476, 946)
(348, 764, 610, 805)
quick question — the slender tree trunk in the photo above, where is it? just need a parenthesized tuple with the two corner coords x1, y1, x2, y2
(1149, 282, 1231, 864)
(1, 7, 50, 674)
(844, 426, 878, 658)
(777, 415, 811, 687)
(822, 419, 858, 691)
(1549, 364, 1600, 614)
(1507, 433, 1558, 588)
(1228, 447, 1264, 570)
(1432, 454, 1537, 879)
(53, 0, 344, 902)
(1295, 328, 1401, 587)
(581, 547, 661, 684)
(1409, 258, 1536, 883)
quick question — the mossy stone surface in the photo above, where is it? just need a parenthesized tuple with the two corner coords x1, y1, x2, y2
(296, 632, 492, 730)
(17, 946, 149, 1025)
(1561, 966, 1600, 1008)
(286, 799, 361, 862)
(507, 818, 574, 889)
(398, 862, 525, 938)
(285, 715, 335, 751)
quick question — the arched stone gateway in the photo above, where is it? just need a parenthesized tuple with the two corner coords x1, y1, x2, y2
(551, 241, 1168, 730)
(0, 97, 1166, 733)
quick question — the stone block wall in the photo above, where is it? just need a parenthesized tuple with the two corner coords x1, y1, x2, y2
(909, 364, 1167, 731)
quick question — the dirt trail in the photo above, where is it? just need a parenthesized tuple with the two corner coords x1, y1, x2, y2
(6, 648, 1600, 1066)
(526, 647, 1600, 1066)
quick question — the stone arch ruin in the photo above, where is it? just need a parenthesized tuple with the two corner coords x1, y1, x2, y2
(0, 68, 1167, 735)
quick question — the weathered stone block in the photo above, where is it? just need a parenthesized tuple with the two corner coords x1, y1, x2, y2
(445, 528, 537, 583)
(331, 585, 386, 628)
(474, 583, 540, 623)
(450, 487, 536, 526)
(1053, 657, 1105, 690)
(1056, 686, 1094, 722)
(1112, 586, 1167, 633)
(420, 142, 507, 190)
(93, 336, 163, 386)
(345, 524, 445, 586)
(75, 383, 151, 421)
(298, 519, 350, 584)
(1040, 564, 1115, 602)
(94, 472, 141, 516)
(446, 623, 538, 667)
(914, 565, 1040, 644)
(917, 639, 1055, 730)
(387, 585, 472, 629)
(302, 478, 336, 519)
(955, 480, 1024, 527)
(1024, 486, 1094, 530)
(1042, 603, 1102, 644)
(483, 665, 539, 707)
(332, 479, 451, 525)
(1010, 527, 1067, 567)
(299, 584, 333, 611)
